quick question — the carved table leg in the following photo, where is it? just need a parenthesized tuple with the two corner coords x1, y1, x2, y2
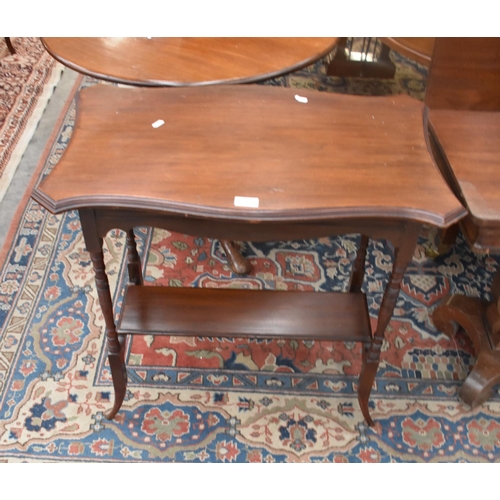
(122, 229, 143, 349)
(349, 235, 369, 293)
(432, 294, 500, 408)
(221, 239, 251, 275)
(79, 210, 127, 419)
(126, 229, 143, 286)
(358, 224, 421, 426)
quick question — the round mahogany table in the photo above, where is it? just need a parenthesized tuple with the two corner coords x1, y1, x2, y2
(42, 37, 338, 87)
(41, 37, 339, 274)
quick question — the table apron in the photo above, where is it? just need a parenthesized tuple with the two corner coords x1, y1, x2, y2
(83, 207, 420, 248)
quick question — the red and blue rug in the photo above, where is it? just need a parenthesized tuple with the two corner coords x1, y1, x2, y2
(1, 53, 500, 462)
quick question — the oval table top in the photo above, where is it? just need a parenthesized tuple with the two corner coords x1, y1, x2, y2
(42, 37, 339, 87)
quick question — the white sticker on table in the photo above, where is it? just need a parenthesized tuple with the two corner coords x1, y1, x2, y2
(234, 196, 259, 208)
(152, 119, 165, 128)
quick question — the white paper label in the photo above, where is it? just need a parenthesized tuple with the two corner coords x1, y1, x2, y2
(294, 95, 308, 103)
(234, 196, 259, 208)
(152, 119, 165, 128)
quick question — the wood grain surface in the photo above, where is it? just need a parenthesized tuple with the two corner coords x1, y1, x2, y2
(33, 84, 465, 227)
(118, 286, 372, 342)
(425, 37, 500, 111)
(42, 37, 338, 86)
(429, 110, 500, 224)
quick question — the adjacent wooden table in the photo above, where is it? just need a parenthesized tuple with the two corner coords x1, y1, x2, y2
(424, 38, 500, 409)
(41, 37, 338, 275)
(32, 84, 465, 425)
(430, 110, 500, 407)
(41, 37, 338, 87)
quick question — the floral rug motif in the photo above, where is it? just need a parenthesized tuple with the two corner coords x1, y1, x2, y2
(1, 46, 500, 462)
(0, 37, 63, 202)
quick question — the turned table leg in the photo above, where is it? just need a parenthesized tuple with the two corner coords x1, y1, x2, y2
(121, 229, 143, 349)
(126, 229, 143, 286)
(79, 210, 127, 419)
(358, 225, 421, 426)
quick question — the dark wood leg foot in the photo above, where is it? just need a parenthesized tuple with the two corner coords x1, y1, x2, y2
(220, 240, 251, 275)
(105, 352, 128, 420)
(432, 294, 500, 408)
(5, 37, 16, 55)
(358, 344, 376, 426)
(459, 351, 500, 407)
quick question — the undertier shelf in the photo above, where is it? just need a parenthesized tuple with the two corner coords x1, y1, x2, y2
(117, 285, 372, 343)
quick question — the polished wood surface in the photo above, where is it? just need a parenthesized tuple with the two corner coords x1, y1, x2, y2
(429, 110, 500, 252)
(34, 85, 464, 227)
(118, 286, 371, 341)
(32, 83, 466, 425)
(42, 37, 338, 87)
(425, 37, 500, 111)
(381, 37, 435, 66)
(428, 37, 500, 408)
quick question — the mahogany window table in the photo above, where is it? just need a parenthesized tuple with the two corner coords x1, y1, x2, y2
(32, 84, 465, 426)
(423, 37, 500, 409)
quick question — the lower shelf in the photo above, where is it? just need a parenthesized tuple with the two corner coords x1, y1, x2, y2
(117, 285, 372, 343)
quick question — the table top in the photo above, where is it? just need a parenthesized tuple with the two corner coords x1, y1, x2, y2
(42, 37, 338, 87)
(33, 84, 465, 228)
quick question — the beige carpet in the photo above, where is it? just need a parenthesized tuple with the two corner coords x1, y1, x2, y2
(0, 37, 63, 202)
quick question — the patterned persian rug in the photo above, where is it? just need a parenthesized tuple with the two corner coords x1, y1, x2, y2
(0, 38, 63, 202)
(1, 47, 500, 463)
